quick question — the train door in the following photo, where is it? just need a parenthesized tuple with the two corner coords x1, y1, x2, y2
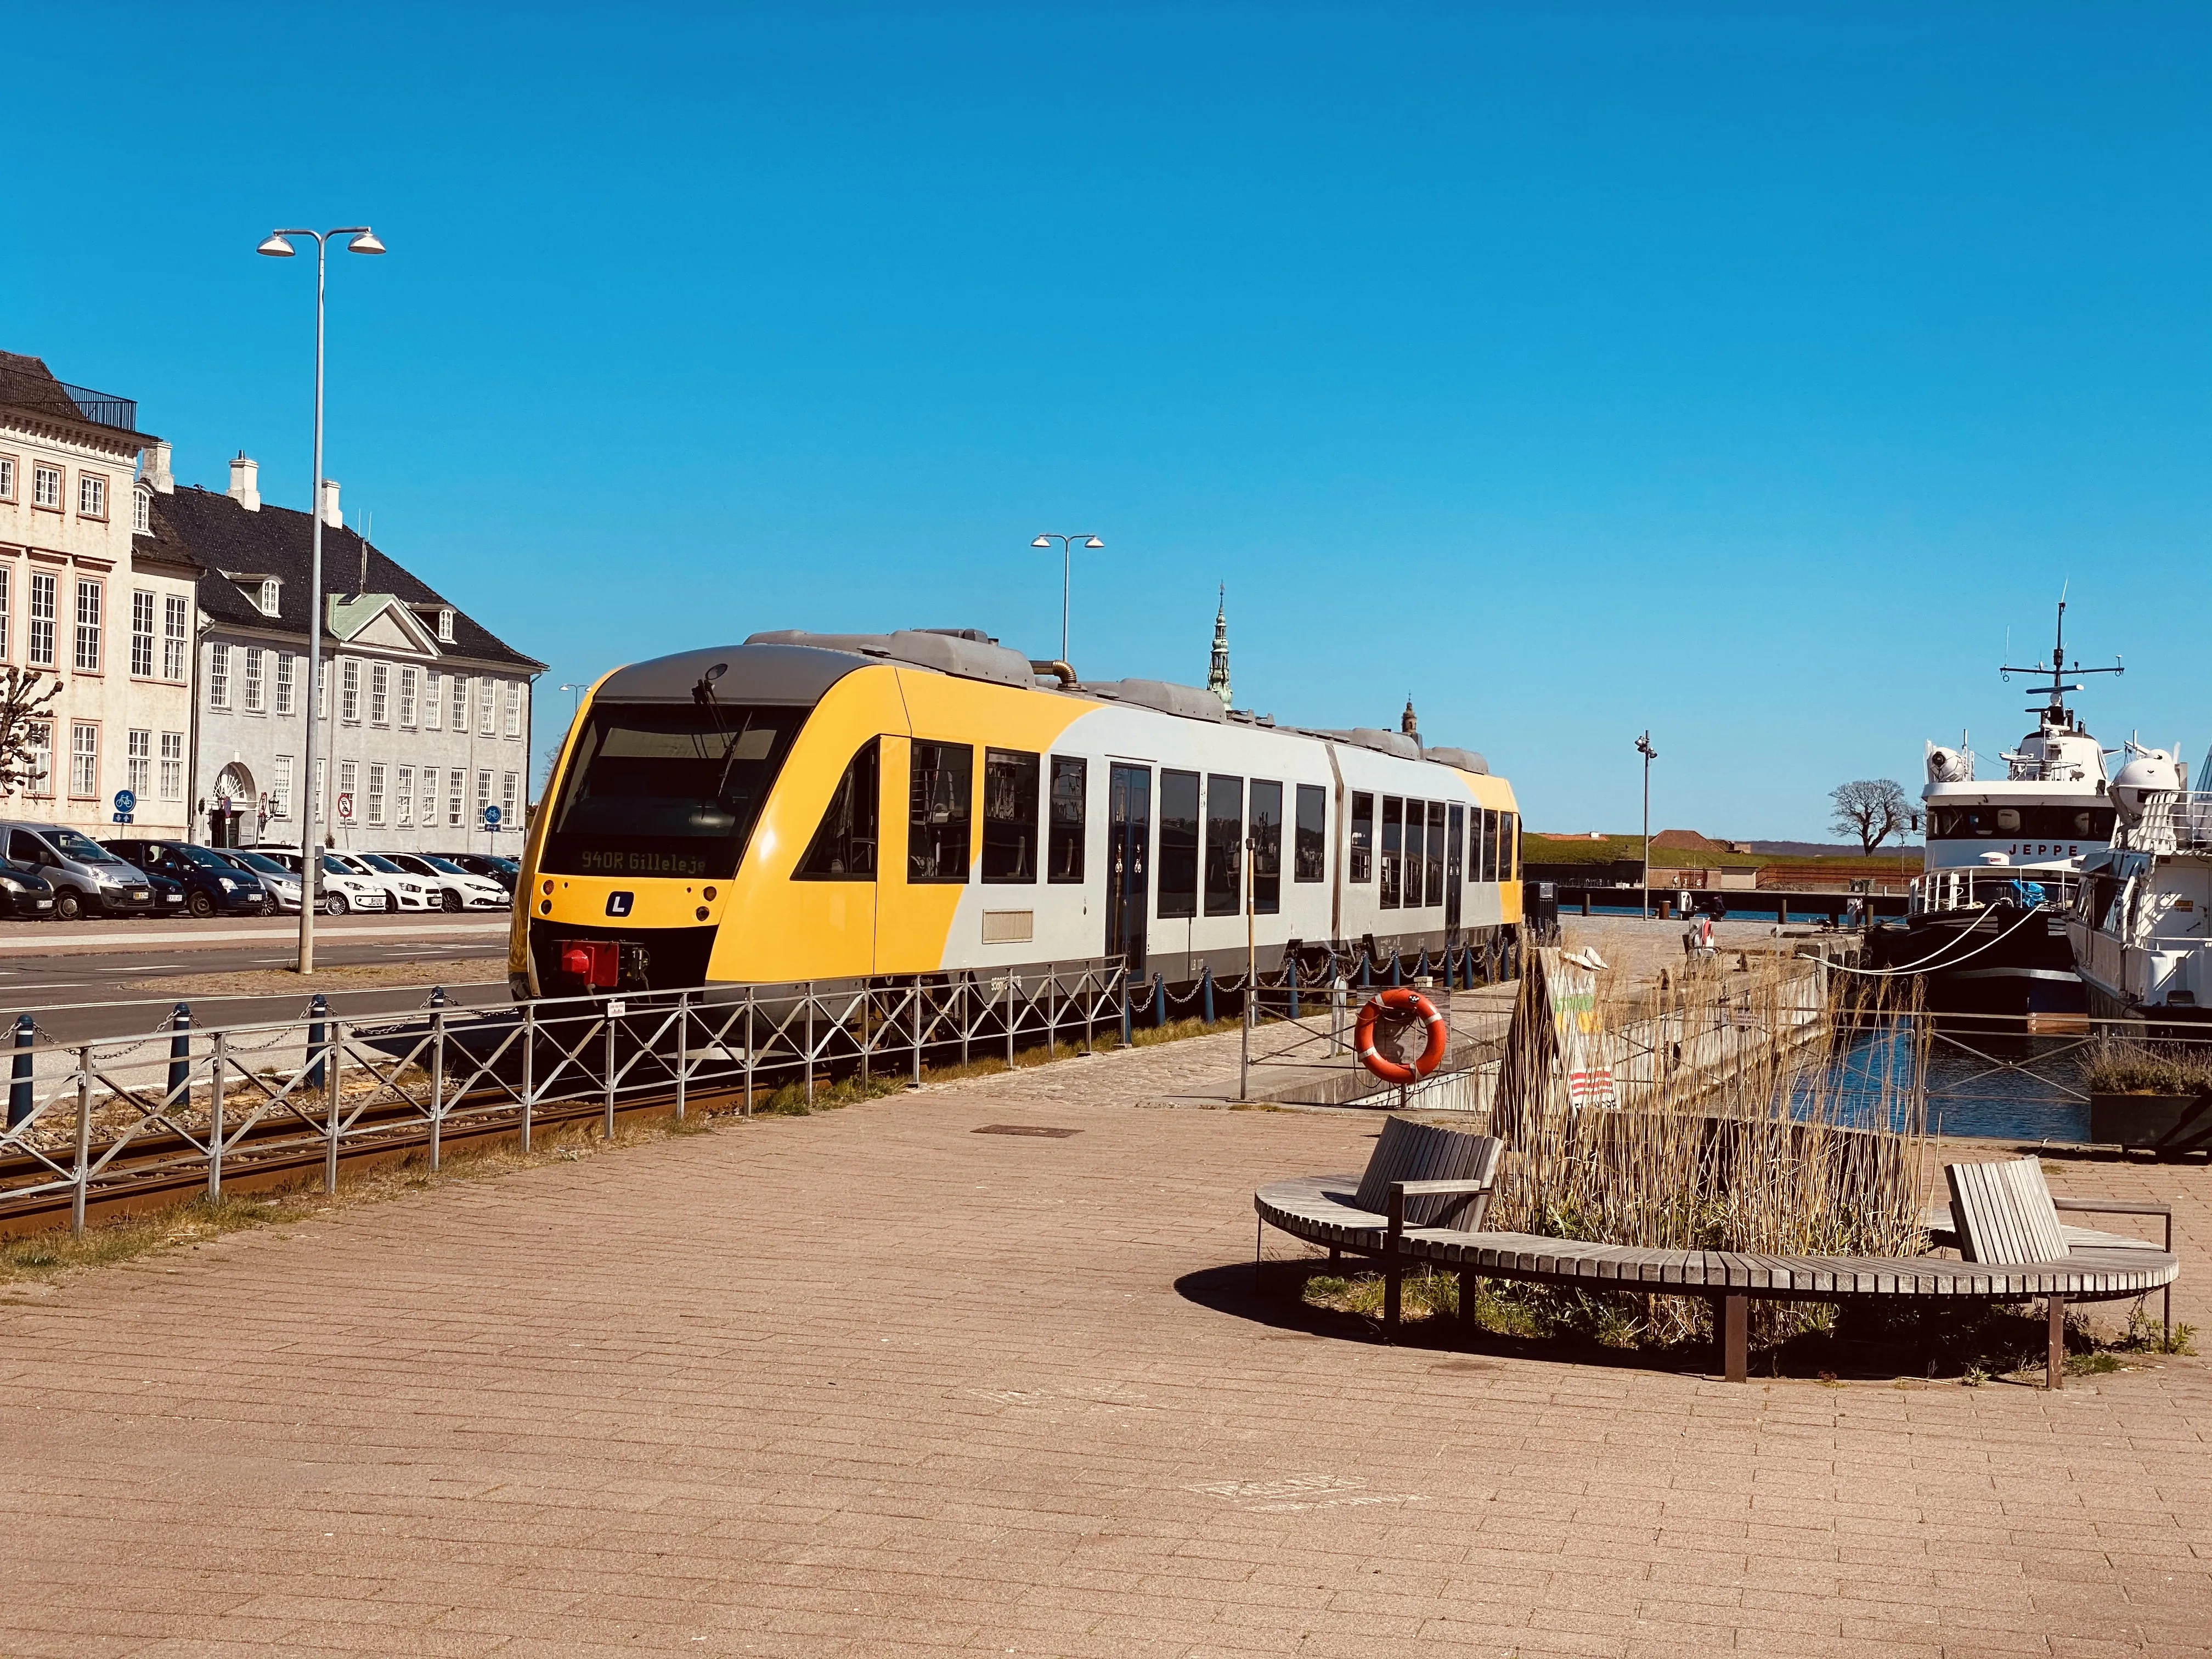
(1107, 763, 1150, 977)
(1446, 803, 1465, 932)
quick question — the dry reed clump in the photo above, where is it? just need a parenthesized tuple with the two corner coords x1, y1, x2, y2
(1482, 952, 1931, 1351)
(2085, 1039, 2212, 1099)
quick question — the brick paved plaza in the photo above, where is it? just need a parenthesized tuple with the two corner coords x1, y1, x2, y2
(3, 1032, 2211, 1657)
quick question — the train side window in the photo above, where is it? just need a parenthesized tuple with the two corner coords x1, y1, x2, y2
(1380, 797, 1402, 908)
(1475, 807, 1494, 882)
(1294, 784, 1326, 882)
(1048, 756, 1086, 883)
(1348, 792, 1372, 883)
(907, 740, 973, 883)
(1425, 801, 1446, 905)
(1204, 774, 1244, 916)
(1403, 799, 1424, 906)
(1503, 811, 1519, 879)
(1158, 769, 1200, 917)
(981, 747, 1040, 883)
(1250, 780, 1283, 914)
(794, 738, 878, 880)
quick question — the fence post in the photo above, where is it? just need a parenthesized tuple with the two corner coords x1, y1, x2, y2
(71, 1045, 91, 1238)
(1288, 956, 1301, 1021)
(675, 990, 689, 1121)
(1202, 966, 1215, 1025)
(520, 1001, 535, 1153)
(912, 976, 923, 1087)
(859, 983, 872, 1086)
(1361, 951, 1372, 990)
(1006, 974, 1017, 1069)
(1154, 973, 1166, 1028)
(1239, 983, 1250, 1102)
(208, 1029, 227, 1203)
(306, 993, 328, 1092)
(960, 976, 972, 1066)
(167, 1003, 191, 1109)
(1390, 953, 1402, 989)
(1047, 969, 1057, 1058)
(9, 1014, 32, 1129)
(1120, 974, 1132, 1048)
(744, 989, 755, 1116)
(428, 1005, 447, 1173)
(805, 986, 816, 1108)
(605, 1001, 619, 1138)
(324, 1019, 343, 1193)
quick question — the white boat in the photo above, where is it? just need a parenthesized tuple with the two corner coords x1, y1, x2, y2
(2065, 746, 2212, 1031)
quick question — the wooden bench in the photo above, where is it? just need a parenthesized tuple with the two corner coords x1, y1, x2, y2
(1257, 1146, 2178, 1387)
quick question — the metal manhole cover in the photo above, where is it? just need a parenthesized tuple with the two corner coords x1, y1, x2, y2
(973, 1124, 1081, 1138)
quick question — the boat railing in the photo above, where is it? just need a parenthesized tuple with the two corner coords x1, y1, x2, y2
(1910, 866, 2082, 916)
(2117, 792, 2212, 853)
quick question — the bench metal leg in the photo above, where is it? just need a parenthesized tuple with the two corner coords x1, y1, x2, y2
(2047, 1295, 2066, 1390)
(1722, 1295, 1747, 1383)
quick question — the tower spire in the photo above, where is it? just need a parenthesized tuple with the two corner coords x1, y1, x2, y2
(1207, 584, 1232, 709)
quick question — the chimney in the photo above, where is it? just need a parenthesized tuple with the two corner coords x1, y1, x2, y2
(228, 453, 261, 511)
(320, 478, 341, 528)
(143, 441, 175, 495)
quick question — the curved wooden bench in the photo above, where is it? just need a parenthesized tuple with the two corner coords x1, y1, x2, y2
(1256, 1173, 2179, 1386)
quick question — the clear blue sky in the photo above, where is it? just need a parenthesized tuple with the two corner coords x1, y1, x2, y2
(7, 3, 2206, 839)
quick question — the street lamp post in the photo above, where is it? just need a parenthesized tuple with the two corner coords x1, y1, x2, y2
(1635, 731, 1658, 919)
(1029, 533, 1103, 668)
(258, 224, 386, 976)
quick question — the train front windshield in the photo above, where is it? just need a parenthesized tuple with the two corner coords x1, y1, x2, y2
(542, 702, 809, 881)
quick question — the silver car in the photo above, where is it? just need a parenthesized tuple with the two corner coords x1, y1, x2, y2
(0, 822, 156, 922)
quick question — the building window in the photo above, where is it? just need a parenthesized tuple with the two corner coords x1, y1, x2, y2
(474, 768, 492, 828)
(70, 724, 98, 798)
(504, 680, 521, 738)
(340, 657, 360, 722)
(272, 754, 292, 818)
(274, 653, 295, 716)
(257, 579, 280, 617)
(396, 765, 413, 828)
(162, 595, 188, 679)
(0, 456, 14, 500)
(1048, 756, 1085, 883)
(338, 760, 358, 823)
(796, 741, 878, 879)
(207, 643, 230, 709)
(78, 474, 107, 518)
(315, 758, 328, 821)
(478, 678, 496, 737)
(501, 770, 518, 827)
(130, 591, 155, 676)
(449, 676, 466, 733)
(906, 741, 972, 883)
(1250, 780, 1282, 915)
(133, 486, 150, 534)
(398, 667, 417, 728)
(32, 465, 61, 510)
(243, 648, 265, 713)
(370, 662, 389, 726)
(1295, 785, 1327, 882)
(366, 763, 386, 826)
(161, 733, 185, 802)
(72, 580, 100, 672)
(27, 572, 57, 668)
(0, 565, 9, 659)
(1157, 769, 1200, 919)
(24, 721, 51, 795)
(437, 608, 454, 642)
(447, 769, 464, 828)
(981, 747, 1039, 883)
(318, 659, 329, 720)
(126, 729, 150, 799)
(424, 672, 442, 731)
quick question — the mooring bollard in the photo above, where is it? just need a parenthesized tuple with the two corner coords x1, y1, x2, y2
(430, 985, 446, 1009)
(1389, 953, 1401, 989)
(306, 993, 328, 1092)
(9, 1013, 32, 1129)
(1201, 966, 1215, 1025)
(1153, 973, 1166, 1029)
(167, 1003, 191, 1107)
(1288, 957, 1300, 1020)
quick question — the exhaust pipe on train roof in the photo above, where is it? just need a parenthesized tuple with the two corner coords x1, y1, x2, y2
(1029, 659, 1078, 687)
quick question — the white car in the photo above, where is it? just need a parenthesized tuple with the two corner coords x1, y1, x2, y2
(332, 851, 438, 912)
(373, 851, 510, 912)
(245, 847, 395, 915)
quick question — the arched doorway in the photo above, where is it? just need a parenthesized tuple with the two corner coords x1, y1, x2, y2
(211, 763, 255, 848)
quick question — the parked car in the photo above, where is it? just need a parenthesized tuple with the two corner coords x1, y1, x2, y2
(371, 852, 509, 911)
(211, 848, 304, 913)
(0, 855, 57, 919)
(433, 852, 521, 894)
(0, 823, 155, 921)
(329, 851, 437, 912)
(140, 868, 192, 916)
(101, 839, 268, 919)
(244, 847, 394, 915)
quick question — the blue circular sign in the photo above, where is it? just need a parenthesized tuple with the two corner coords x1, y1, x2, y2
(483, 804, 502, 826)
(114, 789, 137, 813)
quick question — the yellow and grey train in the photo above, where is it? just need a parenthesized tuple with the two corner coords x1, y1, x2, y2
(509, 629, 1521, 998)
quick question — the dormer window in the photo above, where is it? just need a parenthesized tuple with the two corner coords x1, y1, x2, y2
(257, 579, 281, 617)
(437, 608, 454, 642)
(133, 485, 150, 534)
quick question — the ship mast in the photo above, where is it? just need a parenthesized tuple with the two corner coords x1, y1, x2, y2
(2000, 597, 2121, 729)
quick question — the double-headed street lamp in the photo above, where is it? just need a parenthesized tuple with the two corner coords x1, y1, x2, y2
(1635, 731, 1658, 919)
(257, 225, 386, 975)
(1030, 533, 1103, 669)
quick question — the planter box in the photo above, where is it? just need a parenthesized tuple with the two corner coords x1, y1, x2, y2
(2089, 1092, 2212, 1154)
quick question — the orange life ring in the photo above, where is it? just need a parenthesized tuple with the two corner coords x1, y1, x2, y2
(1353, 988, 1448, 1085)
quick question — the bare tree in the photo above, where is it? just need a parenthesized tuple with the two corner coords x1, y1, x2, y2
(0, 667, 60, 799)
(1829, 778, 1918, 855)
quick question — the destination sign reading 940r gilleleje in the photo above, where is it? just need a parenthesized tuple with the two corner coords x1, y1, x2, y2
(574, 848, 711, 879)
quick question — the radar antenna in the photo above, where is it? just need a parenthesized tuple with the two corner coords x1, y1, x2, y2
(1999, 596, 2121, 723)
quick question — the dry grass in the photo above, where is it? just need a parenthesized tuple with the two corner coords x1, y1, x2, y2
(2085, 1039, 2212, 1099)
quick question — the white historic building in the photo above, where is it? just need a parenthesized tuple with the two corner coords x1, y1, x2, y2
(0, 353, 198, 837)
(139, 455, 545, 854)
